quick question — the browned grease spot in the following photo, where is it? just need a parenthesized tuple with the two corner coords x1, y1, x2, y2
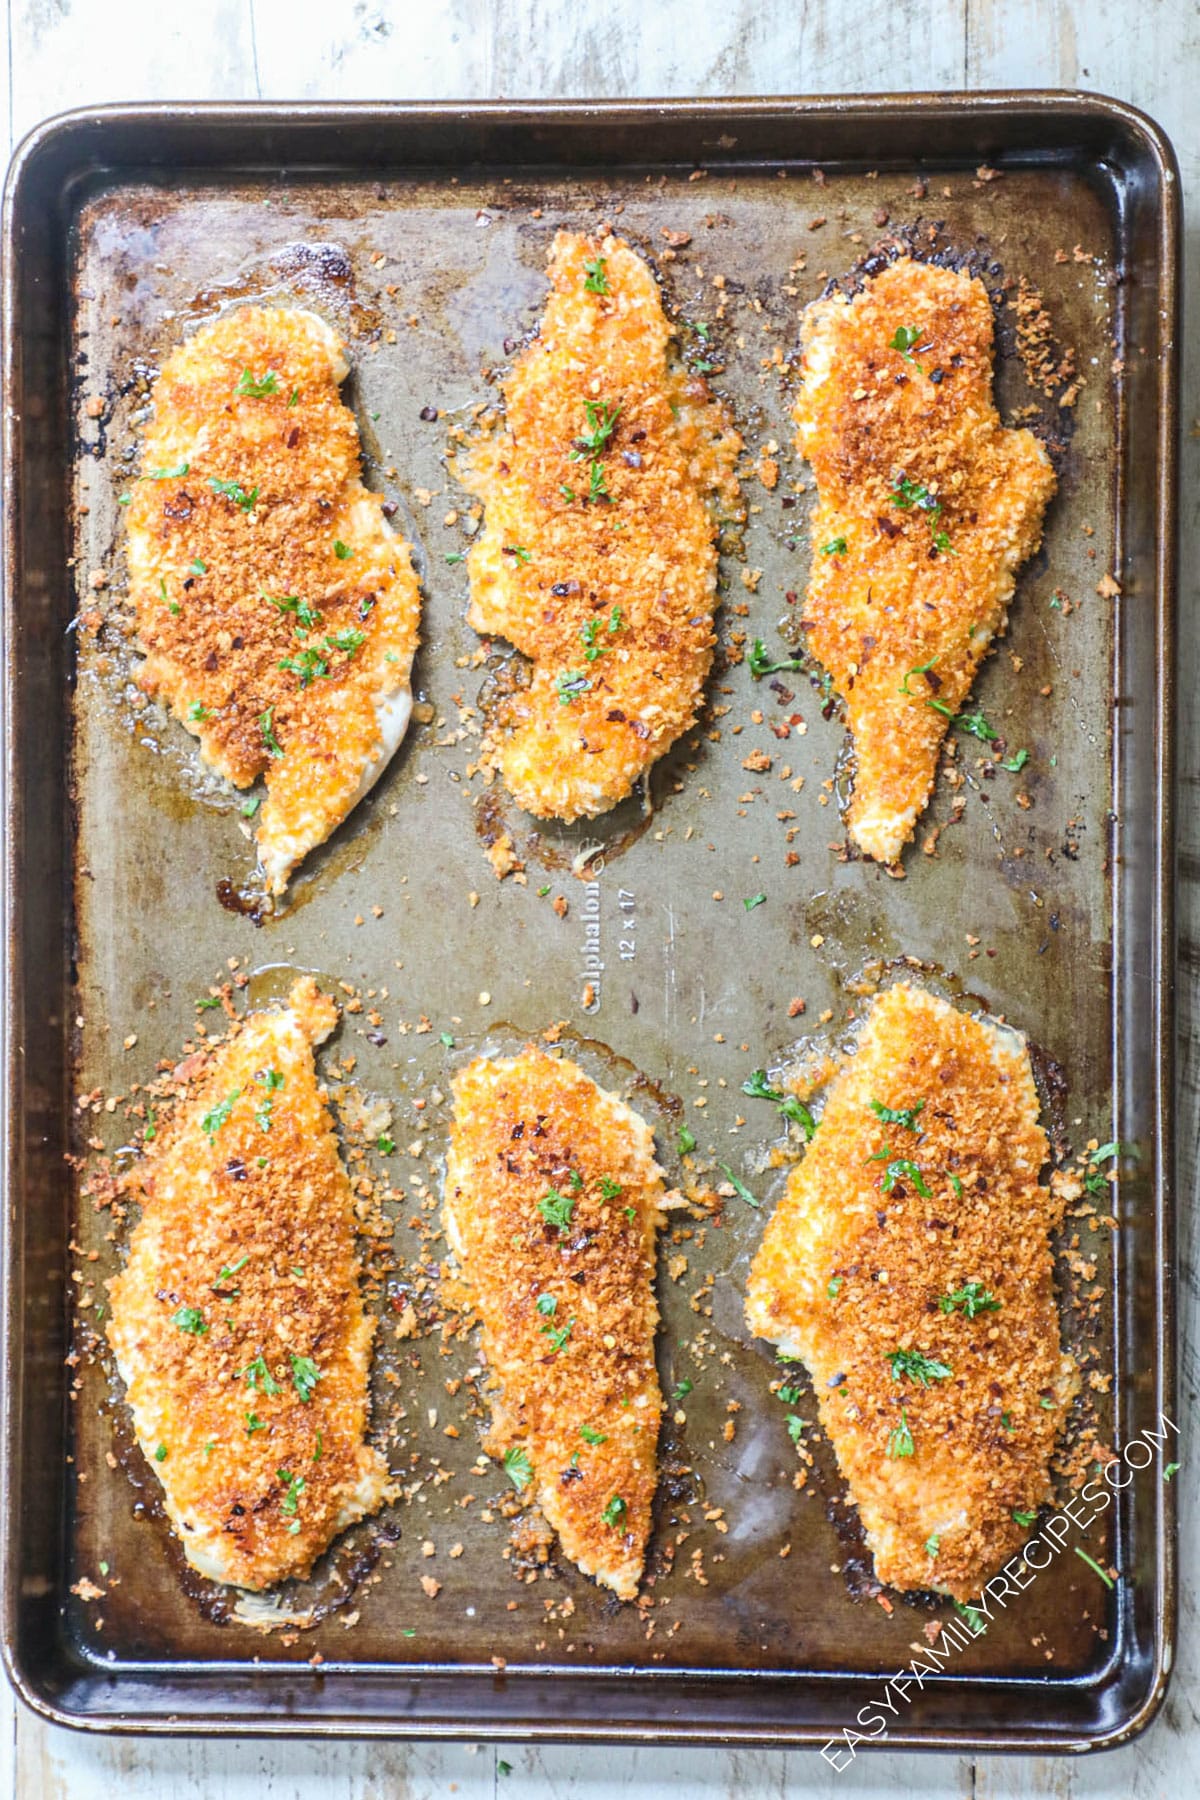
(216, 877, 268, 925)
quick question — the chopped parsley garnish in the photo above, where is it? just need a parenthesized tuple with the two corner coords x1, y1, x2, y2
(889, 324, 927, 367)
(1073, 1546, 1114, 1589)
(567, 1170, 584, 1192)
(827, 1276, 843, 1300)
(187, 701, 211, 722)
(1084, 1141, 1131, 1195)
(236, 368, 278, 398)
(277, 1468, 306, 1515)
(927, 699, 998, 741)
(677, 1124, 696, 1155)
(290, 1354, 321, 1403)
(572, 400, 620, 457)
(889, 1348, 952, 1388)
(581, 607, 624, 660)
(931, 529, 956, 556)
(1000, 748, 1029, 773)
(743, 893, 767, 912)
(554, 669, 592, 706)
(445, 550, 466, 564)
(260, 706, 283, 758)
(377, 1134, 396, 1155)
(950, 1174, 964, 1197)
(201, 1089, 242, 1139)
(325, 627, 366, 657)
(155, 1443, 168, 1462)
(173, 1306, 208, 1335)
(208, 475, 259, 512)
(190, 557, 207, 575)
(583, 256, 610, 294)
(242, 1353, 282, 1396)
(541, 1316, 574, 1353)
(881, 1158, 932, 1198)
(503, 544, 532, 564)
(870, 1097, 925, 1131)
(600, 1176, 623, 1201)
(786, 1414, 810, 1443)
(263, 592, 322, 631)
(503, 1445, 533, 1490)
(559, 485, 576, 503)
(719, 1163, 760, 1209)
(821, 536, 848, 556)
(748, 637, 804, 679)
(898, 659, 937, 697)
(1012, 1509, 1037, 1528)
(891, 474, 941, 517)
(953, 708, 996, 741)
(580, 1425, 607, 1446)
(278, 647, 329, 687)
(148, 461, 189, 480)
(256, 1068, 284, 1092)
(601, 1495, 627, 1529)
(333, 540, 353, 560)
(886, 1409, 915, 1459)
(1165, 1462, 1180, 1482)
(538, 1186, 575, 1232)
(939, 1281, 1001, 1319)
(925, 1534, 940, 1558)
(214, 1254, 249, 1286)
(673, 1377, 693, 1400)
(440, 1031, 455, 1048)
(587, 459, 611, 503)
(743, 1069, 817, 1139)
(288, 388, 300, 407)
(535, 1293, 557, 1317)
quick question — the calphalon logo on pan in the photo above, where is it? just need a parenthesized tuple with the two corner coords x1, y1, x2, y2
(580, 877, 603, 1011)
(821, 1413, 1181, 1771)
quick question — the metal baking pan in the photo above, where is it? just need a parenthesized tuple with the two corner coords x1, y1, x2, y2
(1, 95, 1178, 1748)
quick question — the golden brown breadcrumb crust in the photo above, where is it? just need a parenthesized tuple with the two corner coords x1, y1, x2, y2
(127, 305, 421, 894)
(444, 1047, 666, 1601)
(794, 258, 1056, 864)
(106, 978, 390, 1590)
(746, 983, 1078, 1601)
(462, 231, 742, 823)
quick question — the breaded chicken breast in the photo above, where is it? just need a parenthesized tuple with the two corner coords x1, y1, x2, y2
(106, 978, 390, 1590)
(794, 258, 1056, 864)
(745, 983, 1078, 1601)
(444, 1047, 667, 1600)
(127, 305, 421, 897)
(462, 231, 741, 824)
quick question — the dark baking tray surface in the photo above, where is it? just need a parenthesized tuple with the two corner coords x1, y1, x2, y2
(1, 95, 1178, 1747)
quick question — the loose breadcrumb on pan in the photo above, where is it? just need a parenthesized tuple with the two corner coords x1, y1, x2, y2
(443, 1046, 667, 1601)
(106, 977, 392, 1591)
(745, 982, 1079, 1602)
(793, 257, 1056, 864)
(126, 305, 421, 897)
(460, 231, 742, 826)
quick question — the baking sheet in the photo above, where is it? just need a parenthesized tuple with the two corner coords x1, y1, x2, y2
(1, 97, 1177, 1747)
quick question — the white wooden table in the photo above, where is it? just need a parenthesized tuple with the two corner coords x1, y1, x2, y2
(2, 1, 1196, 1794)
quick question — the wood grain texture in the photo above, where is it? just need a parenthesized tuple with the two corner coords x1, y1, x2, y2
(2, 0, 1196, 1793)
